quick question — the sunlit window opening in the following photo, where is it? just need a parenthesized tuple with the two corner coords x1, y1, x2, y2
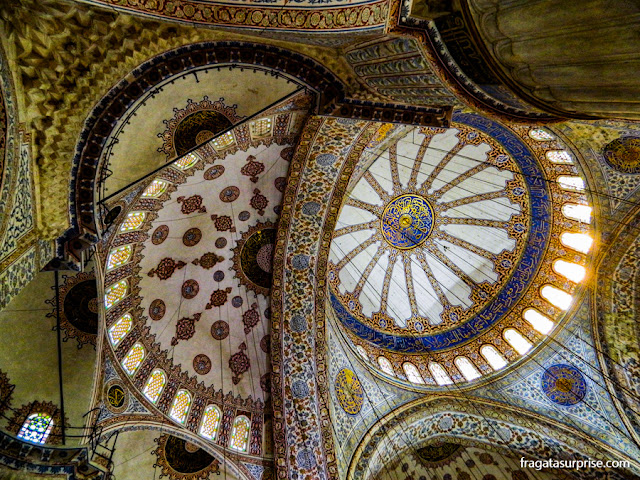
(541, 284, 573, 310)
(403, 362, 425, 384)
(429, 362, 453, 385)
(143, 369, 167, 404)
(557, 176, 585, 192)
(17, 413, 54, 444)
(562, 204, 592, 223)
(120, 212, 146, 232)
(455, 357, 481, 381)
(104, 280, 128, 309)
(106, 245, 133, 271)
(356, 345, 368, 360)
(122, 342, 145, 376)
(170, 390, 192, 424)
(250, 117, 273, 138)
(523, 308, 555, 334)
(212, 132, 235, 150)
(546, 150, 573, 164)
(174, 152, 199, 170)
(553, 259, 586, 283)
(560, 232, 593, 254)
(108, 313, 133, 346)
(377, 356, 395, 376)
(504, 328, 533, 355)
(529, 128, 554, 141)
(480, 345, 507, 370)
(229, 415, 251, 452)
(199, 405, 222, 440)
(142, 179, 169, 198)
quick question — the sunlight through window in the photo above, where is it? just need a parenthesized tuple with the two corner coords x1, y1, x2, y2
(377, 356, 395, 376)
(169, 390, 192, 424)
(429, 362, 453, 385)
(143, 369, 167, 404)
(403, 362, 425, 384)
(523, 308, 555, 334)
(553, 259, 586, 283)
(480, 345, 507, 370)
(108, 313, 133, 346)
(455, 357, 481, 381)
(504, 328, 533, 355)
(557, 176, 585, 192)
(560, 232, 592, 254)
(122, 342, 145, 376)
(562, 204, 592, 223)
(199, 405, 221, 440)
(541, 284, 573, 310)
(546, 150, 573, 164)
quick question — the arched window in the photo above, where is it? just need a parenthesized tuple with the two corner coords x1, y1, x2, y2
(557, 176, 585, 192)
(106, 245, 133, 271)
(503, 328, 533, 355)
(541, 284, 572, 310)
(199, 405, 222, 440)
(529, 128, 554, 141)
(169, 390, 192, 424)
(142, 179, 169, 198)
(377, 356, 395, 376)
(212, 132, 235, 151)
(229, 415, 251, 452)
(143, 369, 167, 404)
(553, 259, 586, 283)
(455, 357, 481, 381)
(108, 313, 133, 346)
(17, 413, 54, 444)
(175, 152, 199, 170)
(122, 342, 145, 376)
(250, 117, 273, 138)
(429, 362, 453, 386)
(120, 212, 146, 232)
(562, 204, 592, 223)
(104, 280, 128, 309)
(546, 150, 573, 164)
(480, 345, 507, 370)
(523, 308, 554, 334)
(356, 345, 368, 361)
(402, 362, 425, 384)
(560, 232, 592, 254)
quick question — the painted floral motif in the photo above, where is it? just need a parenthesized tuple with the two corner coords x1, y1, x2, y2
(191, 252, 224, 270)
(219, 186, 240, 202)
(149, 299, 166, 320)
(152, 225, 169, 245)
(148, 258, 186, 280)
(242, 303, 260, 334)
(177, 195, 207, 214)
(171, 313, 201, 346)
(250, 188, 268, 215)
(229, 343, 250, 384)
(193, 354, 212, 375)
(181, 279, 200, 299)
(204, 164, 225, 180)
(210, 214, 235, 232)
(241, 155, 265, 183)
(210, 321, 229, 340)
(182, 228, 202, 247)
(205, 287, 232, 309)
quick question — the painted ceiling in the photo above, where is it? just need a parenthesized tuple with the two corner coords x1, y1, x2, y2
(328, 114, 595, 388)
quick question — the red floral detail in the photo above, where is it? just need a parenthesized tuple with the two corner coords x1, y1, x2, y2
(250, 188, 268, 215)
(242, 303, 260, 334)
(147, 258, 186, 280)
(241, 155, 265, 183)
(210, 214, 236, 232)
(205, 287, 232, 309)
(177, 195, 207, 214)
(229, 342, 250, 384)
(171, 313, 201, 346)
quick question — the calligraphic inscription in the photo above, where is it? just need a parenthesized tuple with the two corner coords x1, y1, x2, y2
(107, 385, 126, 408)
(541, 364, 587, 406)
(335, 368, 364, 415)
(381, 194, 434, 249)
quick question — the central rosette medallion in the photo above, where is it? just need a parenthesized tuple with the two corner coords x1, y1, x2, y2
(380, 194, 435, 250)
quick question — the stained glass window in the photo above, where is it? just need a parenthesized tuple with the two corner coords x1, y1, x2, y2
(562, 204, 592, 223)
(541, 284, 573, 310)
(199, 405, 221, 440)
(120, 212, 146, 232)
(142, 369, 167, 404)
(557, 176, 585, 192)
(429, 362, 453, 386)
(523, 308, 554, 334)
(122, 342, 145, 376)
(529, 128, 554, 141)
(17, 413, 54, 444)
(553, 259, 586, 283)
(480, 345, 507, 370)
(212, 132, 235, 150)
(142, 179, 169, 198)
(356, 345, 368, 360)
(546, 150, 573, 164)
(104, 280, 128, 309)
(108, 313, 133, 346)
(175, 152, 199, 170)
(229, 415, 251, 452)
(106, 245, 133, 271)
(504, 328, 533, 355)
(455, 357, 481, 381)
(250, 117, 273, 138)
(560, 232, 593, 254)
(403, 362, 425, 384)
(377, 356, 395, 376)
(169, 389, 192, 424)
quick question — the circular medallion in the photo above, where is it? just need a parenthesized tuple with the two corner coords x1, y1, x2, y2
(219, 186, 240, 202)
(149, 299, 166, 320)
(63, 279, 99, 335)
(239, 210, 250, 221)
(104, 380, 128, 413)
(107, 385, 126, 408)
(211, 320, 229, 340)
(380, 194, 434, 250)
(335, 368, 364, 415)
(204, 165, 225, 180)
(232, 223, 277, 296)
(193, 354, 212, 375)
(232, 296, 243, 308)
(603, 136, 640, 174)
(541, 364, 587, 406)
(156, 435, 218, 475)
(275, 177, 287, 192)
(152, 225, 169, 245)
(182, 228, 202, 247)
(181, 279, 199, 299)
(213, 270, 225, 282)
(215, 237, 227, 249)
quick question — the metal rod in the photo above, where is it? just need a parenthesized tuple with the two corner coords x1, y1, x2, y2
(54, 270, 66, 445)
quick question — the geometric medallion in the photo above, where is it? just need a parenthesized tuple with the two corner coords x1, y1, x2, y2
(602, 136, 640, 174)
(381, 194, 434, 250)
(335, 368, 364, 415)
(541, 364, 587, 406)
